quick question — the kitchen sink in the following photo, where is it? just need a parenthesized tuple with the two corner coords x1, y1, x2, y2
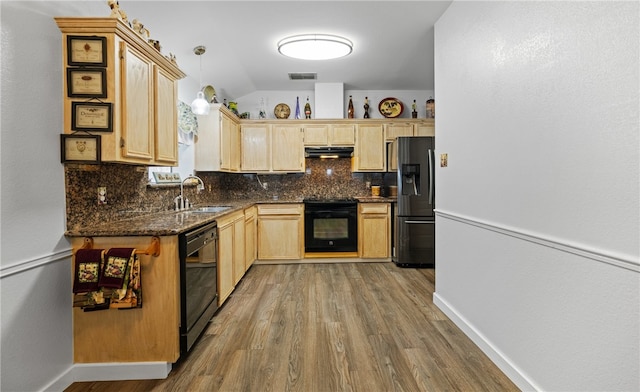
(190, 206, 232, 213)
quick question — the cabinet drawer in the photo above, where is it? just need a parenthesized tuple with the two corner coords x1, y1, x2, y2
(359, 203, 389, 214)
(257, 204, 302, 215)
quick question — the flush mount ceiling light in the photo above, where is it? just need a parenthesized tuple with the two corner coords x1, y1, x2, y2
(190, 45, 210, 116)
(278, 34, 353, 60)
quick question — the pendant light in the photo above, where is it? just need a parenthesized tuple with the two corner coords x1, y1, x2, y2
(190, 45, 210, 116)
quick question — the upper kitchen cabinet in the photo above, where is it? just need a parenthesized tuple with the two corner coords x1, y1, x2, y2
(195, 104, 241, 172)
(56, 17, 185, 166)
(271, 124, 305, 172)
(240, 123, 271, 172)
(384, 122, 414, 142)
(353, 123, 385, 172)
(303, 123, 355, 146)
(414, 120, 435, 136)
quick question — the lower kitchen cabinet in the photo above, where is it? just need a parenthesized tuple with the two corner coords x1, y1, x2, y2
(217, 210, 245, 305)
(68, 235, 181, 363)
(244, 205, 258, 270)
(358, 203, 391, 258)
(257, 204, 304, 260)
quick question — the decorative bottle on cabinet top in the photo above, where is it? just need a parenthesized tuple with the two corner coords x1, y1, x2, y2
(347, 95, 354, 119)
(363, 96, 370, 118)
(304, 97, 311, 119)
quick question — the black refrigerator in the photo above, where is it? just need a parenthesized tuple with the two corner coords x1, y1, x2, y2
(393, 136, 435, 267)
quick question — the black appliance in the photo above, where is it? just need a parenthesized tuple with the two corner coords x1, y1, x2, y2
(394, 136, 435, 267)
(305, 147, 354, 158)
(304, 198, 358, 253)
(178, 221, 218, 356)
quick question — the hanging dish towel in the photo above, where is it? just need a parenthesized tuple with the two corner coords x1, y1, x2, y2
(99, 248, 135, 288)
(73, 248, 105, 293)
(109, 254, 142, 309)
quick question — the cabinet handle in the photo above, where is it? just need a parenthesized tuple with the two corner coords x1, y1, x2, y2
(120, 137, 125, 148)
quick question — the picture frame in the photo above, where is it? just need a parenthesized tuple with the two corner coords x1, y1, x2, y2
(67, 68, 107, 98)
(67, 35, 107, 67)
(60, 134, 101, 164)
(71, 102, 112, 132)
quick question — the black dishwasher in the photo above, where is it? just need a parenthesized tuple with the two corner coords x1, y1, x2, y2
(178, 221, 218, 356)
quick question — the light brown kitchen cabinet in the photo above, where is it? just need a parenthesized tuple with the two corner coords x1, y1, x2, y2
(220, 111, 241, 172)
(56, 17, 185, 166)
(414, 121, 435, 136)
(358, 203, 391, 258)
(303, 124, 330, 146)
(217, 210, 245, 305)
(353, 123, 385, 172)
(271, 125, 304, 172)
(331, 124, 356, 145)
(240, 124, 271, 171)
(257, 204, 304, 260)
(303, 124, 355, 146)
(244, 206, 258, 270)
(385, 122, 414, 141)
(68, 235, 181, 363)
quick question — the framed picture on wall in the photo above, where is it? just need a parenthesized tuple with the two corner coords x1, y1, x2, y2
(67, 68, 107, 98)
(67, 35, 107, 67)
(60, 134, 101, 164)
(71, 102, 112, 132)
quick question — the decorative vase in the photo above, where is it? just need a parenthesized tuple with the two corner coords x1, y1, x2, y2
(426, 97, 435, 119)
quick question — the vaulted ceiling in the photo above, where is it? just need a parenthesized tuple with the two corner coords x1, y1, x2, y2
(120, 1, 452, 99)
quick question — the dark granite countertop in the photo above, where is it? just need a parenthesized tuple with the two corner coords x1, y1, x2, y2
(65, 198, 303, 237)
(356, 196, 397, 203)
(65, 196, 397, 237)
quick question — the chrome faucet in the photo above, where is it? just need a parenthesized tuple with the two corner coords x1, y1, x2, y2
(174, 174, 205, 211)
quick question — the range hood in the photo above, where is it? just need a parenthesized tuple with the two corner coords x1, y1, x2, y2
(305, 147, 354, 159)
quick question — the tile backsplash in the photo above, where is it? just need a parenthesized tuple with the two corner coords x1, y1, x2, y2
(64, 159, 395, 231)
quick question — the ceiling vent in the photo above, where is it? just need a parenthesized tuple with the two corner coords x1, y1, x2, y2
(288, 72, 317, 80)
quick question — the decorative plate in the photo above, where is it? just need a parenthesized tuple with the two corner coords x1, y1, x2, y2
(274, 103, 291, 119)
(201, 85, 217, 103)
(378, 97, 404, 118)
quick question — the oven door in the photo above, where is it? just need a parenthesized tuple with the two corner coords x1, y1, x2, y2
(304, 207, 357, 252)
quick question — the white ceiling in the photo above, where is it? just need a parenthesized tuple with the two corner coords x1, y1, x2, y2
(119, 1, 453, 99)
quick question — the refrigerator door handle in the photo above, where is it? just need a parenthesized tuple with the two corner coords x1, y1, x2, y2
(428, 148, 434, 204)
(404, 220, 435, 224)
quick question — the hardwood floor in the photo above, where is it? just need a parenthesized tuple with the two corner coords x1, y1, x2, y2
(65, 262, 519, 392)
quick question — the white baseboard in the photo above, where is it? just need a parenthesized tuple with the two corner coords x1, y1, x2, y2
(433, 293, 539, 392)
(42, 362, 172, 391)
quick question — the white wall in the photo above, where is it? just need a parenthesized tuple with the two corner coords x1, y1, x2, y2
(235, 89, 434, 120)
(0, 2, 104, 391)
(433, 2, 639, 391)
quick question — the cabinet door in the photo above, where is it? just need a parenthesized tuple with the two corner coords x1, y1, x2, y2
(258, 215, 302, 259)
(414, 122, 435, 136)
(387, 140, 398, 172)
(354, 124, 385, 171)
(154, 66, 178, 165)
(272, 125, 304, 172)
(217, 222, 235, 306)
(303, 124, 329, 146)
(120, 42, 154, 162)
(244, 206, 257, 270)
(358, 203, 390, 258)
(331, 124, 356, 146)
(220, 113, 240, 171)
(233, 216, 245, 285)
(241, 124, 270, 171)
(385, 123, 414, 141)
